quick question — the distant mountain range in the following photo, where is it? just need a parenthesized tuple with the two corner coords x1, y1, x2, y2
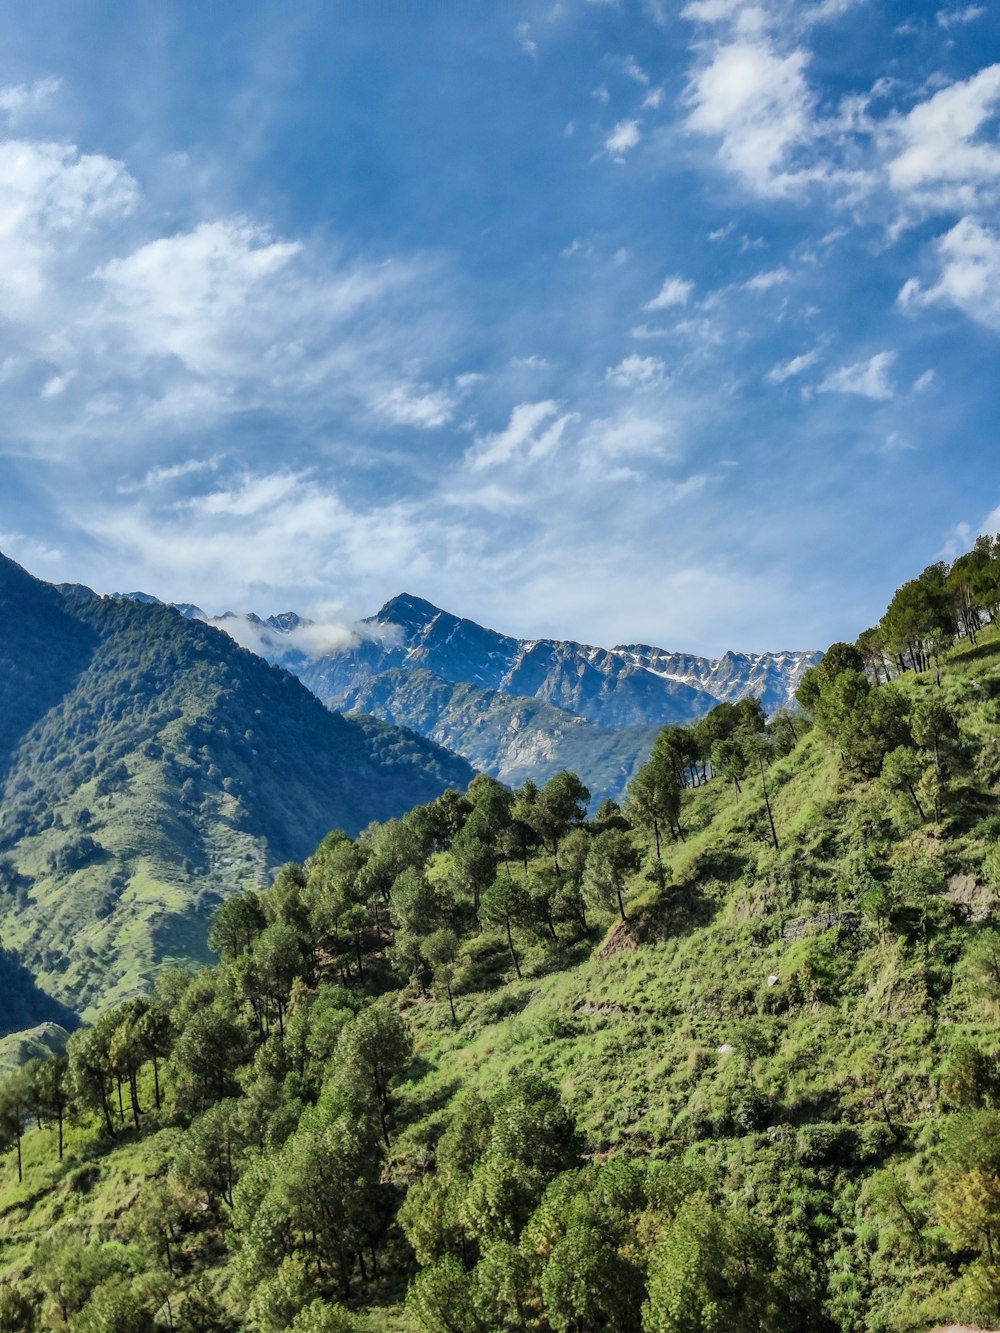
(92, 588, 821, 803)
(0, 555, 473, 1029)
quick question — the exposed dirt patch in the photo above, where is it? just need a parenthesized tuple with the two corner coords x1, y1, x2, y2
(598, 918, 641, 959)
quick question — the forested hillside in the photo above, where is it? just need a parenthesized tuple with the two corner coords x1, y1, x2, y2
(0, 555, 473, 1027)
(4, 539, 1000, 1330)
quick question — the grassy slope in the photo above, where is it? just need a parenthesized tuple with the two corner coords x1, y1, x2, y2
(3, 627, 1000, 1328)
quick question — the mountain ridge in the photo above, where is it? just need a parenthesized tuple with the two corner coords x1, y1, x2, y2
(80, 584, 821, 800)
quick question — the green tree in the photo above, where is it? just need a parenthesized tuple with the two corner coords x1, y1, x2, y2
(625, 749, 682, 878)
(583, 829, 640, 922)
(336, 1005, 412, 1147)
(480, 877, 533, 981)
(75, 1276, 155, 1333)
(462, 1074, 582, 1244)
(425, 927, 461, 1026)
(941, 1041, 997, 1110)
(208, 892, 266, 961)
(742, 733, 779, 850)
(530, 772, 590, 875)
(879, 746, 928, 822)
(406, 1256, 485, 1333)
(0, 1071, 29, 1181)
(643, 1198, 777, 1333)
(710, 738, 746, 795)
(938, 1110, 1000, 1263)
(0, 1283, 35, 1332)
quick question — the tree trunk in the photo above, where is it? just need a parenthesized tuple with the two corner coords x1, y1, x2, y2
(505, 916, 522, 980)
(906, 782, 926, 821)
(759, 757, 779, 851)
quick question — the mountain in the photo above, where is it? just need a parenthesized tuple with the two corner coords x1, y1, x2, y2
(338, 666, 663, 805)
(5, 601, 1000, 1330)
(209, 592, 820, 798)
(0, 554, 474, 1024)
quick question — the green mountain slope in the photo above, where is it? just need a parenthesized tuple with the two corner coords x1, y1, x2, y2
(0, 554, 474, 1023)
(5, 549, 1000, 1330)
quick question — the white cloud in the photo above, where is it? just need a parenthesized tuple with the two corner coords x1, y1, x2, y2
(644, 275, 694, 309)
(94, 220, 304, 377)
(372, 383, 456, 429)
(765, 348, 820, 383)
(900, 216, 1000, 330)
(40, 372, 74, 398)
(642, 88, 665, 110)
(0, 77, 61, 122)
(605, 354, 667, 389)
(605, 119, 641, 158)
(629, 323, 669, 339)
(117, 457, 220, 494)
(886, 65, 1000, 215)
(211, 608, 395, 661)
(0, 138, 137, 316)
(515, 23, 537, 57)
(818, 350, 897, 400)
(913, 369, 936, 391)
(582, 412, 676, 460)
(466, 401, 576, 471)
(682, 0, 746, 21)
(621, 56, 650, 86)
(937, 5, 986, 27)
(686, 38, 815, 195)
(742, 267, 791, 290)
(708, 221, 737, 241)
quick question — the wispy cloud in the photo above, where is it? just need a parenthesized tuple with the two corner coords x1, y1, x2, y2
(605, 354, 667, 389)
(372, 383, 457, 429)
(0, 77, 61, 122)
(818, 350, 897, 400)
(742, 267, 791, 291)
(937, 5, 986, 27)
(644, 275, 694, 309)
(620, 56, 650, 86)
(765, 348, 820, 384)
(466, 401, 576, 471)
(605, 119, 641, 158)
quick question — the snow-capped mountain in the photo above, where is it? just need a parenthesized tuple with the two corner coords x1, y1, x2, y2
(92, 588, 821, 799)
(283, 593, 821, 726)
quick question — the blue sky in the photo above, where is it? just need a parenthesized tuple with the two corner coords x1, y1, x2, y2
(0, 0, 998, 656)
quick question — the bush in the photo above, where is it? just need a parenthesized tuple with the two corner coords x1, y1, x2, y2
(795, 1123, 857, 1167)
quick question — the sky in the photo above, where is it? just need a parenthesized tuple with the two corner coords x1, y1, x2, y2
(1, 0, 999, 657)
